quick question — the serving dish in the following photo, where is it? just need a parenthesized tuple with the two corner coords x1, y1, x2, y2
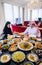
(14, 38, 21, 42)
(12, 51, 25, 63)
(23, 37, 29, 42)
(34, 42, 42, 49)
(27, 53, 39, 62)
(0, 54, 11, 63)
(24, 61, 34, 65)
(18, 41, 33, 51)
(0, 40, 3, 44)
(36, 59, 42, 65)
(38, 62, 42, 65)
(8, 44, 18, 52)
(2, 44, 9, 50)
(37, 38, 41, 42)
(3, 39, 8, 43)
(8, 40, 14, 45)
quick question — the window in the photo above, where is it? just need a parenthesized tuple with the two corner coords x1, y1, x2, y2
(31, 9, 42, 21)
(39, 9, 42, 18)
(4, 3, 13, 23)
(13, 6, 19, 24)
(4, 3, 24, 24)
(20, 7, 23, 23)
(28, 9, 31, 21)
(32, 9, 39, 21)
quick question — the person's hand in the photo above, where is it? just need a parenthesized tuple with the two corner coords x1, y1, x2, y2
(25, 32, 29, 37)
(38, 22, 41, 26)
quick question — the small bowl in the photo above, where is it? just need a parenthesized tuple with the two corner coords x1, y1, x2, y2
(24, 61, 34, 65)
(27, 53, 39, 62)
(2, 44, 9, 51)
(0, 54, 11, 64)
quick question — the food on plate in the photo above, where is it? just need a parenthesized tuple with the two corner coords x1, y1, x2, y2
(9, 47, 17, 52)
(19, 33, 24, 37)
(8, 41, 13, 45)
(2, 44, 9, 50)
(23, 37, 29, 42)
(8, 35, 13, 40)
(34, 42, 40, 47)
(29, 40, 35, 44)
(27, 53, 39, 62)
(14, 32, 19, 34)
(14, 38, 21, 42)
(24, 61, 34, 65)
(36, 59, 42, 65)
(36, 50, 42, 56)
(12, 51, 25, 62)
(14, 32, 20, 37)
(9, 44, 17, 52)
(0, 54, 11, 63)
(11, 44, 17, 47)
(34, 42, 42, 49)
(3, 39, 8, 43)
(37, 44, 42, 49)
(18, 42, 33, 51)
(31, 37, 37, 40)
(38, 62, 42, 65)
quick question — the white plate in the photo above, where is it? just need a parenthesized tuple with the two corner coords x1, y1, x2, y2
(27, 53, 39, 62)
(12, 51, 25, 63)
(13, 34, 20, 38)
(0, 40, 3, 44)
(37, 38, 41, 41)
(18, 41, 33, 51)
(0, 54, 11, 63)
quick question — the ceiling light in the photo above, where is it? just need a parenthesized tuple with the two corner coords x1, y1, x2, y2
(27, 0, 42, 9)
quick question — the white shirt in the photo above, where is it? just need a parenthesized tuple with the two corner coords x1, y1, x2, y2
(23, 27, 40, 37)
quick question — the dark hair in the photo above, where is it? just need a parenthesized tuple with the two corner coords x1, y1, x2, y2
(3, 21, 13, 39)
(3, 21, 11, 32)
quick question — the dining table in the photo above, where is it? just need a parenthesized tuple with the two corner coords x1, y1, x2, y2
(0, 34, 42, 65)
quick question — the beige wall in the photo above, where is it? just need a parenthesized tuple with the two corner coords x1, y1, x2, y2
(0, 2, 5, 34)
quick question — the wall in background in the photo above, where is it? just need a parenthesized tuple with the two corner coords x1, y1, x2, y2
(24, 5, 42, 21)
(24, 6, 32, 21)
(0, 0, 24, 34)
(24, 6, 28, 21)
(0, 2, 5, 34)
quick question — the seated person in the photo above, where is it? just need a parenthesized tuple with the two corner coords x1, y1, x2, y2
(2, 21, 13, 39)
(38, 18, 42, 26)
(23, 22, 41, 37)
